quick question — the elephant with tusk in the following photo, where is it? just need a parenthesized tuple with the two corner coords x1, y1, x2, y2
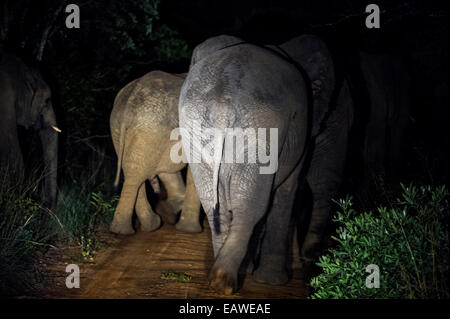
(179, 35, 353, 294)
(0, 50, 59, 211)
(109, 71, 202, 235)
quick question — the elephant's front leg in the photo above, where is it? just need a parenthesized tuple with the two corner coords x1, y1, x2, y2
(176, 166, 202, 233)
(110, 180, 139, 235)
(253, 165, 301, 285)
(135, 182, 161, 232)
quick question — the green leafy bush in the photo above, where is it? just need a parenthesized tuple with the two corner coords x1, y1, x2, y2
(310, 184, 449, 299)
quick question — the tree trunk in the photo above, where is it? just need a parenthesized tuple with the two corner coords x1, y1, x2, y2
(35, 0, 67, 61)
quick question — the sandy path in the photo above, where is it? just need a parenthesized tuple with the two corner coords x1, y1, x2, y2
(41, 221, 310, 299)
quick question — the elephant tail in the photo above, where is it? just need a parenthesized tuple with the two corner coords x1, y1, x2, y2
(212, 131, 225, 235)
(114, 123, 126, 187)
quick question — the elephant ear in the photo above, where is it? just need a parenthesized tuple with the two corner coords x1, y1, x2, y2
(29, 68, 51, 126)
(13, 59, 38, 128)
(189, 35, 243, 70)
(280, 35, 335, 137)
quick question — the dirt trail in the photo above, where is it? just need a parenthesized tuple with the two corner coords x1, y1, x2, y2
(41, 221, 310, 299)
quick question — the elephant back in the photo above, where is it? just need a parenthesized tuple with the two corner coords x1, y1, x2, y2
(112, 71, 184, 131)
(189, 35, 243, 70)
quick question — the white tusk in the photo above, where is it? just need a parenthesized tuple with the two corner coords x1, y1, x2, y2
(51, 126, 62, 133)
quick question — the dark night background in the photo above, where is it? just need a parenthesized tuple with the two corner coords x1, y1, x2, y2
(0, 0, 448, 297)
(2, 0, 447, 194)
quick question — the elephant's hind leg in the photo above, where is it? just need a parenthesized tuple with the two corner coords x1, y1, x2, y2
(209, 169, 274, 295)
(300, 178, 339, 262)
(135, 182, 161, 232)
(176, 166, 202, 233)
(301, 143, 346, 262)
(253, 165, 301, 285)
(110, 179, 139, 235)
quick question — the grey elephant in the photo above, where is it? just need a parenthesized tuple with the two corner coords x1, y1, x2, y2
(179, 35, 352, 294)
(0, 50, 59, 210)
(110, 70, 202, 235)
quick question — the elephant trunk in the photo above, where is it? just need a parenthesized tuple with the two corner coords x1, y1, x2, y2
(39, 104, 59, 211)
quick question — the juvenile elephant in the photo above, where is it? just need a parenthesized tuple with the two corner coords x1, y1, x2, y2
(179, 35, 352, 294)
(0, 51, 59, 210)
(110, 71, 201, 235)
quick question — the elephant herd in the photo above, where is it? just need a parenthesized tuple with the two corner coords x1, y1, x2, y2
(0, 34, 411, 295)
(110, 35, 353, 294)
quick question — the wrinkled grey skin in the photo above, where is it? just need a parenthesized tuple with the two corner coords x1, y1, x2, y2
(0, 51, 59, 210)
(179, 35, 352, 294)
(110, 71, 201, 235)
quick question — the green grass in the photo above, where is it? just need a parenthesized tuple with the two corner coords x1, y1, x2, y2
(161, 271, 193, 282)
(56, 182, 118, 263)
(0, 168, 58, 295)
(0, 163, 118, 296)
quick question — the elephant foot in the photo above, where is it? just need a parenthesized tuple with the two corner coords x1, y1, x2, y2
(253, 264, 288, 285)
(176, 216, 202, 233)
(110, 219, 135, 235)
(209, 267, 237, 295)
(155, 200, 178, 225)
(139, 214, 161, 232)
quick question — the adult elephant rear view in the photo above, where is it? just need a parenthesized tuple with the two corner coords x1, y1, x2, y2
(0, 51, 59, 210)
(179, 35, 350, 294)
